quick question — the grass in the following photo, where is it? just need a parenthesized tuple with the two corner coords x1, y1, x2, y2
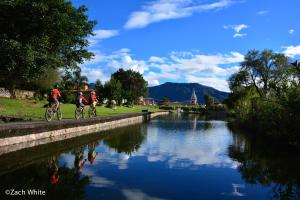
(0, 98, 162, 120)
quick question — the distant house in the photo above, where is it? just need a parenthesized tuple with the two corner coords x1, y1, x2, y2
(138, 96, 155, 105)
(190, 89, 197, 105)
(81, 82, 89, 91)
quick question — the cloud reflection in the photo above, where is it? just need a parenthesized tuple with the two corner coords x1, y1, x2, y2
(122, 189, 167, 200)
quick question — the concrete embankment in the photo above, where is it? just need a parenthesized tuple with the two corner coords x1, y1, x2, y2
(0, 111, 169, 155)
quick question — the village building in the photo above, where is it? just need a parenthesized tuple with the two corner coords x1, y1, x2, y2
(190, 89, 197, 105)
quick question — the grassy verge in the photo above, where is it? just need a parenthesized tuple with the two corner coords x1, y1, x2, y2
(0, 98, 162, 120)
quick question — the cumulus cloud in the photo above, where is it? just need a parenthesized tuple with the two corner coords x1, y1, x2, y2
(88, 29, 119, 46)
(282, 45, 300, 58)
(149, 56, 166, 63)
(124, 0, 236, 29)
(81, 49, 149, 82)
(256, 10, 269, 15)
(224, 24, 248, 38)
(289, 29, 295, 35)
(82, 48, 244, 91)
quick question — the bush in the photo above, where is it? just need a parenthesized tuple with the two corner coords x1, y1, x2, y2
(61, 91, 76, 104)
(159, 105, 175, 110)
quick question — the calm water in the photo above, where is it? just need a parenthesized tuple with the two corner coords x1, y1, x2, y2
(0, 114, 299, 199)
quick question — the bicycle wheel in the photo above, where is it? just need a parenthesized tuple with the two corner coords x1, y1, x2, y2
(56, 108, 62, 120)
(75, 107, 84, 119)
(88, 107, 97, 118)
(45, 107, 53, 122)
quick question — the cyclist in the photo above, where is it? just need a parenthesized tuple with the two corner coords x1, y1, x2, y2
(89, 90, 97, 108)
(76, 92, 88, 109)
(88, 143, 98, 164)
(51, 85, 61, 111)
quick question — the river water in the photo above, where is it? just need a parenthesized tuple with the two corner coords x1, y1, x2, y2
(0, 114, 299, 199)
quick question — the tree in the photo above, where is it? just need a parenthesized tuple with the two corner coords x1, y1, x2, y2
(204, 93, 214, 110)
(162, 96, 169, 103)
(31, 68, 61, 93)
(111, 69, 148, 104)
(103, 77, 122, 106)
(0, 0, 96, 92)
(73, 69, 88, 91)
(95, 79, 104, 103)
(226, 49, 300, 143)
(236, 50, 289, 97)
(61, 69, 75, 91)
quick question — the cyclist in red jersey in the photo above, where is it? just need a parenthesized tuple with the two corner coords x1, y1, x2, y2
(76, 92, 88, 108)
(89, 90, 97, 107)
(51, 85, 61, 111)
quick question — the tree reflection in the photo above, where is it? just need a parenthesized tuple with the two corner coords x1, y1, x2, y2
(228, 127, 300, 200)
(103, 124, 146, 155)
(0, 155, 90, 199)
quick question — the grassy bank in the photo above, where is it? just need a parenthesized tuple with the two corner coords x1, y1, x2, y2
(0, 98, 161, 120)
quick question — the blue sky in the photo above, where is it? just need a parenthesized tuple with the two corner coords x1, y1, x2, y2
(73, 0, 300, 92)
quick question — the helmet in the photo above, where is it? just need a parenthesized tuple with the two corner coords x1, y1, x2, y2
(79, 92, 83, 95)
(54, 84, 59, 89)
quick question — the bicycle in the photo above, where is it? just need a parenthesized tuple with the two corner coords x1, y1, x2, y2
(45, 102, 62, 121)
(88, 103, 97, 118)
(75, 105, 86, 119)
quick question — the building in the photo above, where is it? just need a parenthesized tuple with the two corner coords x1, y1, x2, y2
(190, 89, 197, 105)
(138, 96, 156, 105)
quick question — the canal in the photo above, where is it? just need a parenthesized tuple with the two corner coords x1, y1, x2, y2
(0, 114, 299, 199)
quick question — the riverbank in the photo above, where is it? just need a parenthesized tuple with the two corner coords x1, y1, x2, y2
(0, 111, 169, 155)
(0, 98, 161, 121)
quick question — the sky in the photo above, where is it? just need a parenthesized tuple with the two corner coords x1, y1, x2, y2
(73, 0, 300, 92)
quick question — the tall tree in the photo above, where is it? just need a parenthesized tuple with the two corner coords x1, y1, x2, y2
(0, 0, 96, 92)
(204, 93, 214, 110)
(103, 77, 122, 105)
(73, 69, 88, 91)
(95, 79, 104, 103)
(112, 69, 148, 104)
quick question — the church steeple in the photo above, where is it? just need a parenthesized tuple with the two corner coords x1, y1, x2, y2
(191, 89, 197, 105)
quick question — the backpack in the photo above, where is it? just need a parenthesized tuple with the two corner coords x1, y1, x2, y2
(47, 90, 53, 101)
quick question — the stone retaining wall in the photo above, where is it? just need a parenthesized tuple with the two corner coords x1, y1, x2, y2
(0, 111, 169, 155)
(0, 87, 35, 99)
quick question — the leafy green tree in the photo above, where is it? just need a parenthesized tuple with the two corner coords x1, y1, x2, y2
(73, 69, 88, 91)
(0, 0, 96, 92)
(162, 96, 169, 103)
(204, 93, 214, 110)
(103, 77, 122, 105)
(226, 49, 300, 143)
(61, 70, 75, 91)
(111, 69, 148, 104)
(31, 68, 61, 93)
(95, 79, 104, 103)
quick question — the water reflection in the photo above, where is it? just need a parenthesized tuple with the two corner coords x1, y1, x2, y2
(228, 126, 300, 200)
(0, 114, 299, 199)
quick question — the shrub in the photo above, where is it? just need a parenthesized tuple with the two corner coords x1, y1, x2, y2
(159, 105, 175, 110)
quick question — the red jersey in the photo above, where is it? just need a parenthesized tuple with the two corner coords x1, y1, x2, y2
(52, 89, 60, 98)
(89, 94, 97, 104)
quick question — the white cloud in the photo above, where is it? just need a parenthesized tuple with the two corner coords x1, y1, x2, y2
(88, 29, 119, 46)
(82, 48, 244, 91)
(185, 75, 230, 91)
(224, 24, 248, 38)
(149, 56, 166, 63)
(282, 45, 300, 58)
(289, 29, 295, 35)
(256, 10, 269, 15)
(124, 0, 236, 29)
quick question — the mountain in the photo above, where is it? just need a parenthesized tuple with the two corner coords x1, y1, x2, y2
(148, 82, 229, 103)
